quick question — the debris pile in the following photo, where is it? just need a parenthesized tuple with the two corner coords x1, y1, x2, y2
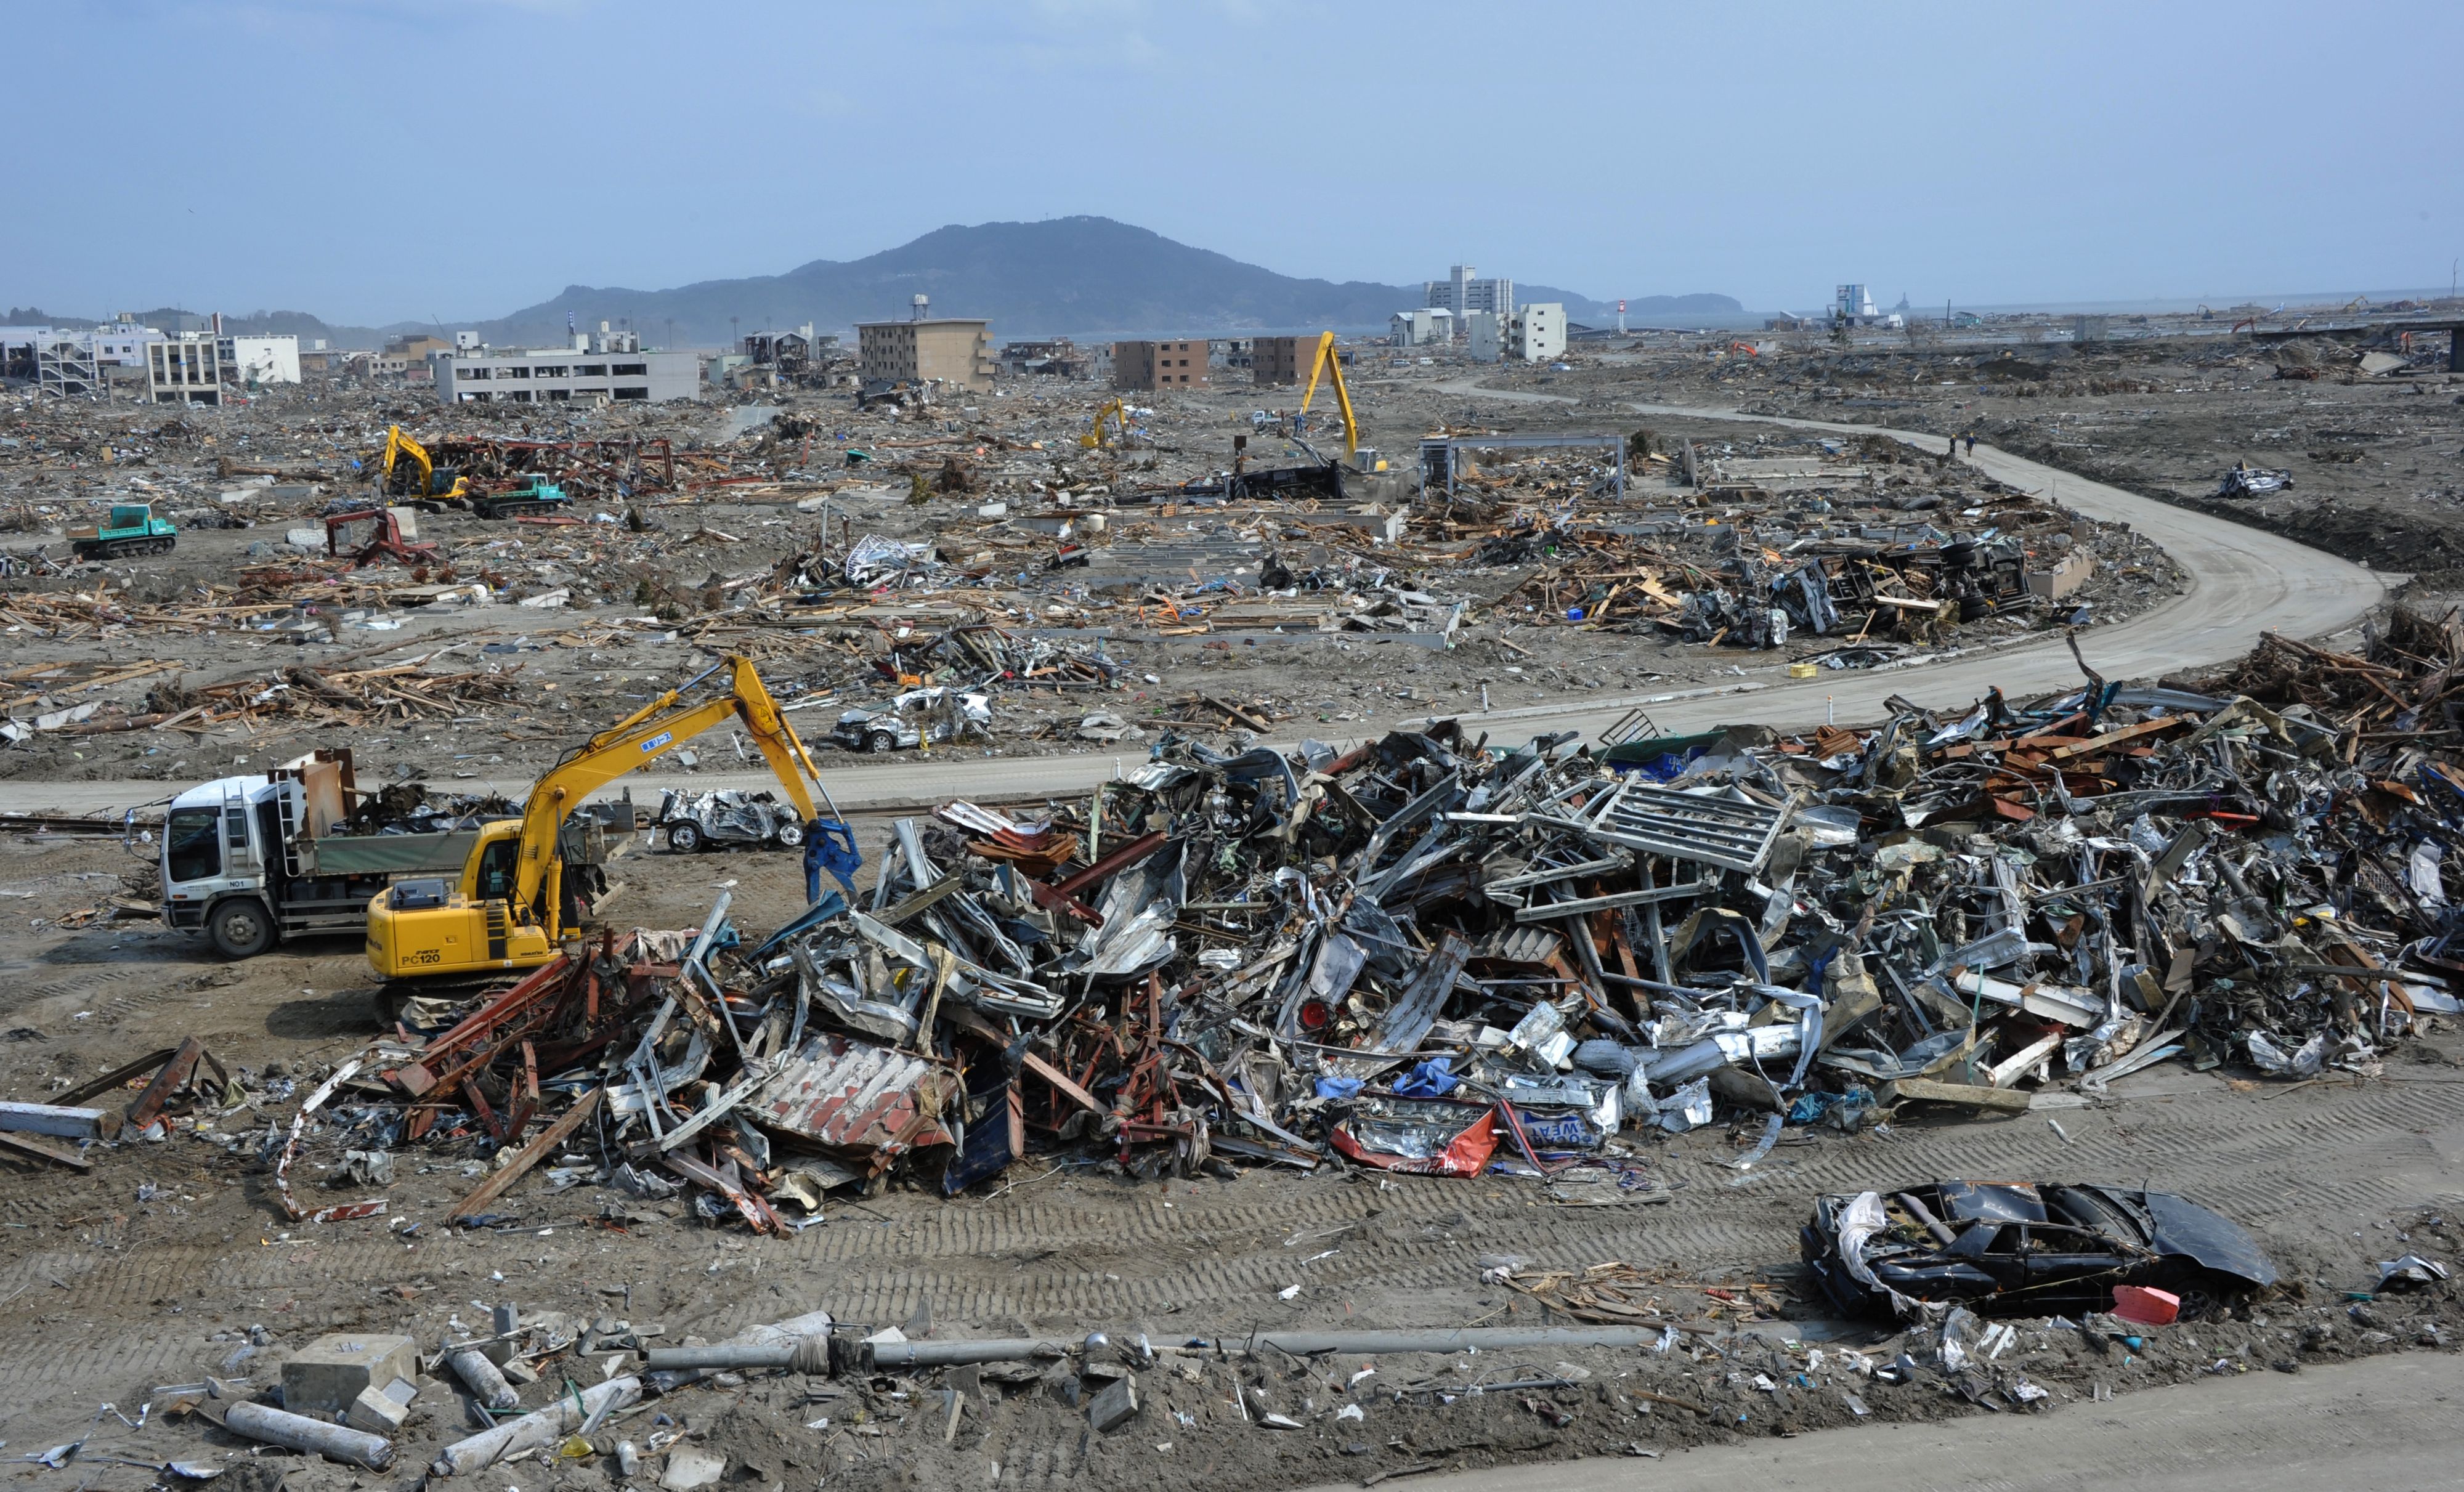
(224, 609, 2464, 1226)
(1457, 434, 2146, 652)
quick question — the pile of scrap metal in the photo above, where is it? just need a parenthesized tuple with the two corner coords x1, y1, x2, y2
(879, 622, 1122, 692)
(1497, 522, 2032, 645)
(1803, 1179, 2278, 1318)
(250, 609, 2464, 1223)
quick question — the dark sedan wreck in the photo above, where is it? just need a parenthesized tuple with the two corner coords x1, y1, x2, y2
(1803, 1180, 2277, 1317)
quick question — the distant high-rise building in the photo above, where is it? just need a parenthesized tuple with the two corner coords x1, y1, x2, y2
(1425, 265, 1514, 323)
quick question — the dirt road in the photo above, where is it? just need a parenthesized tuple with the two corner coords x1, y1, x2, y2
(1299, 1350, 2463, 1492)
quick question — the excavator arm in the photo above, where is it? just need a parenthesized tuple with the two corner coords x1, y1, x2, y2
(1297, 331, 1360, 458)
(1079, 398, 1130, 449)
(364, 654, 853, 980)
(380, 425, 433, 498)
(509, 655, 830, 933)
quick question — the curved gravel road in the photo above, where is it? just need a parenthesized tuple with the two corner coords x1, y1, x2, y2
(0, 393, 2391, 817)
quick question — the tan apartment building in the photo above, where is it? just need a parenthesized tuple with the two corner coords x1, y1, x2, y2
(1251, 334, 1311, 386)
(1112, 338, 1208, 391)
(855, 318, 994, 392)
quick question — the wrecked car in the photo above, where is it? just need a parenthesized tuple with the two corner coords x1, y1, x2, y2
(1802, 1180, 2277, 1317)
(655, 788, 806, 853)
(830, 686, 992, 754)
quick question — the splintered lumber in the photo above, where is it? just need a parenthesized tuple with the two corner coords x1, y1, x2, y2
(447, 1087, 603, 1219)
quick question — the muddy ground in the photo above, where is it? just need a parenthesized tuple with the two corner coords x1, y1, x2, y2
(0, 822, 2457, 1492)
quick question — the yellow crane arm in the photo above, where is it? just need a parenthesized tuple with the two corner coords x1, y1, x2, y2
(507, 655, 826, 922)
(1297, 331, 1360, 457)
(381, 426, 434, 493)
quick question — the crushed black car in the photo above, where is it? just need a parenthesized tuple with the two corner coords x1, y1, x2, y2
(1803, 1181, 2277, 1317)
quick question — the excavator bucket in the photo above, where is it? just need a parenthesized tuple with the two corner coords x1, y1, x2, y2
(806, 817, 862, 902)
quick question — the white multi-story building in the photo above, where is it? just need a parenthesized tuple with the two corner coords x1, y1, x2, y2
(1388, 307, 1454, 346)
(146, 338, 222, 405)
(1508, 302, 1565, 363)
(89, 317, 165, 365)
(219, 333, 300, 385)
(1833, 283, 1903, 330)
(433, 346, 698, 404)
(1424, 264, 1514, 322)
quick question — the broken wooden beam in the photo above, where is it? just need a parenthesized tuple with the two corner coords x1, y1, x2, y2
(448, 1087, 604, 1220)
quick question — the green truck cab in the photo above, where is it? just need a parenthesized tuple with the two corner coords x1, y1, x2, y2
(70, 503, 178, 561)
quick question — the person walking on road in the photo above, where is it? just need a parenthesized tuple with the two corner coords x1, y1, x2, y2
(1964, 431, 1978, 457)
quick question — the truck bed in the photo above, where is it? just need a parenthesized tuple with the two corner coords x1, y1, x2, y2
(297, 828, 480, 877)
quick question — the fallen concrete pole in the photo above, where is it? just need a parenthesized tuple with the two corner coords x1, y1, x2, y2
(224, 1401, 392, 1469)
(431, 1376, 638, 1478)
(647, 1321, 1696, 1377)
(638, 1306, 837, 1374)
(447, 1348, 519, 1411)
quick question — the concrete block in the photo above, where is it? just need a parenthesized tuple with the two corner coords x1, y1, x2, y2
(660, 1445, 725, 1491)
(1086, 1373, 1138, 1433)
(343, 1384, 410, 1436)
(282, 1333, 418, 1416)
(2026, 550, 2096, 602)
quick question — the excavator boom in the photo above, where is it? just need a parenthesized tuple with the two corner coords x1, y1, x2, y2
(1297, 331, 1360, 458)
(507, 655, 825, 920)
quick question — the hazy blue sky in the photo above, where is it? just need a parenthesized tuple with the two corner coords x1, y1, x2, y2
(11, 0, 2461, 324)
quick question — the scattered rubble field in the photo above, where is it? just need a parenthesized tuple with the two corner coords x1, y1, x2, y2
(1523, 325, 2463, 596)
(0, 375, 2179, 787)
(0, 342, 2458, 1492)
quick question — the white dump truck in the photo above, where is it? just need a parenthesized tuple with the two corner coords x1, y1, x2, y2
(160, 748, 607, 958)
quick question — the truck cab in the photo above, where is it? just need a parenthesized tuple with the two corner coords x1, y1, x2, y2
(160, 750, 495, 958)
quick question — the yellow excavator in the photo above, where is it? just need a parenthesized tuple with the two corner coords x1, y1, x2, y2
(378, 425, 470, 501)
(1079, 398, 1133, 450)
(363, 655, 858, 981)
(1297, 331, 1363, 461)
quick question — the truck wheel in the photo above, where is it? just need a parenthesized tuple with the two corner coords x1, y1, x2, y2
(665, 821, 704, 853)
(774, 822, 806, 849)
(207, 898, 275, 959)
(866, 730, 898, 754)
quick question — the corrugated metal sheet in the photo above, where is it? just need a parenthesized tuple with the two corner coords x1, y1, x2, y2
(748, 1034, 955, 1163)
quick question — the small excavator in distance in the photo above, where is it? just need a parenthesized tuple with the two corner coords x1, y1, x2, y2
(377, 426, 572, 519)
(379, 425, 469, 502)
(363, 655, 860, 981)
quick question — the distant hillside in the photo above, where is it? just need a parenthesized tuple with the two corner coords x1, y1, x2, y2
(474, 217, 1743, 344)
(12, 219, 1748, 349)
